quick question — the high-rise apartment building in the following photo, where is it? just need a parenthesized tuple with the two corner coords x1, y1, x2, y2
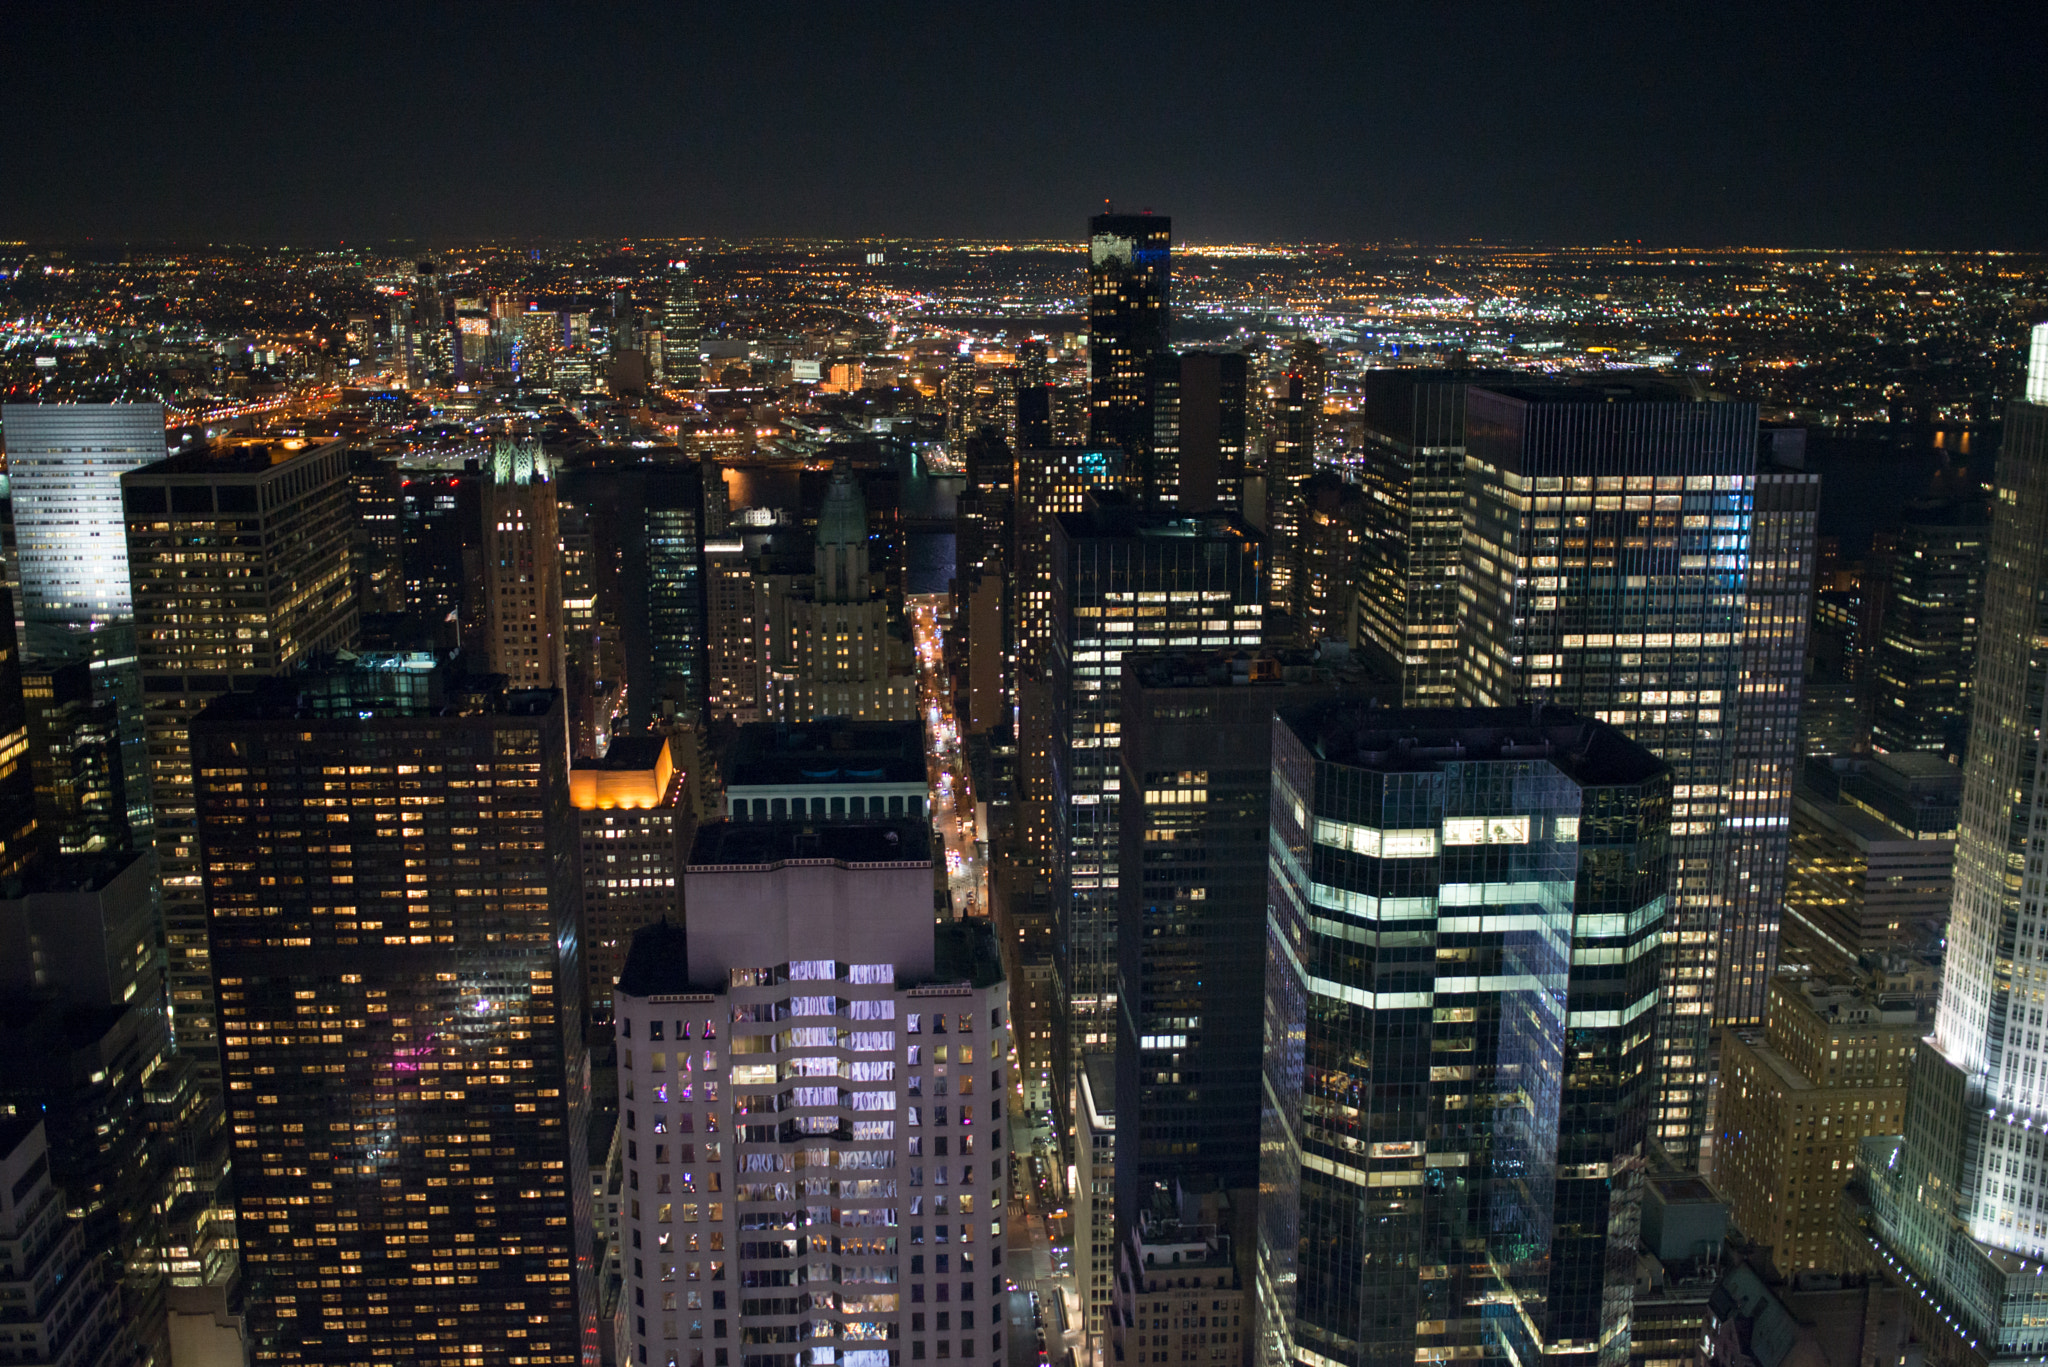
(1860, 330, 2048, 1366)
(663, 262, 703, 391)
(1147, 351, 1247, 512)
(706, 535, 767, 727)
(575, 735, 690, 1019)
(192, 656, 597, 1366)
(1257, 704, 1670, 1367)
(613, 819, 1009, 1367)
(1456, 380, 1813, 1158)
(1043, 508, 1262, 1133)
(1354, 369, 1515, 704)
(483, 437, 566, 690)
(2, 401, 167, 632)
(1867, 501, 1988, 759)
(1113, 649, 1374, 1257)
(1297, 472, 1366, 649)
(1718, 973, 1924, 1276)
(1087, 214, 1172, 466)
(126, 434, 357, 1080)
(1263, 341, 1324, 638)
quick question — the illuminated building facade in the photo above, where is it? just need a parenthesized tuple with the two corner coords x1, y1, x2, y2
(1862, 334, 2048, 1366)
(1454, 380, 1808, 1159)
(575, 735, 690, 1019)
(1781, 754, 1957, 970)
(1044, 509, 1263, 1135)
(1354, 370, 1515, 704)
(648, 465, 710, 723)
(1113, 649, 1367, 1263)
(193, 658, 597, 1366)
(1867, 502, 1989, 760)
(705, 536, 766, 727)
(1, 401, 167, 629)
(663, 263, 703, 391)
(1256, 704, 1669, 1367)
(1087, 214, 1172, 465)
(126, 435, 357, 1081)
(1717, 974, 1921, 1276)
(1147, 351, 1247, 512)
(614, 820, 1009, 1367)
(484, 437, 566, 690)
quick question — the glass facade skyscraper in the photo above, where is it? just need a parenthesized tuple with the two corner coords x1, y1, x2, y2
(647, 463, 709, 721)
(193, 658, 597, 1366)
(1455, 380, 1811, 1159)
(2, 401, 166, 628)
(1086, 214, 1171, 466)
(1044, 507, 1263, 1136)
(1256, 704, 1669, 1367)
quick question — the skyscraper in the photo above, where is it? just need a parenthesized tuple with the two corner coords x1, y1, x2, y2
(574, 735, 689, 1019)
(1043, 508, 1263, 1134)
(1860, 329, 2048, 1365)
(647, 464, 710, 723)
(664, 261, 703, 391)
(483, 437, 567, 690)
(613, 819, 1009, 1367)
(1086, 214, 1172, 466)
(1354, 369, 1516, 704)
(1867, 501, 1989, 760)
(1113, 648, 1373, 1274)
(193, 656, 597, 1366)
(2, 401, 167, 633)
(125, 434, 357, 1081)
(1257, 704, 1670, 1367)
(1148, 351, 1248, 512)
(1455, 379, 1811, 1159)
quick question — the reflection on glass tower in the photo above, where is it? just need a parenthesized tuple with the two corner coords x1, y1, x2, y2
(1257, 704, 1669, 1367)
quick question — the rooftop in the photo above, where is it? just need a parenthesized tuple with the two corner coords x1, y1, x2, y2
(688, 818, 930, 869)
(192, 658, 558, 725)
(1280, 703, 1668, 788)
(135, 433, 343, 476)
(724, 721, 926, 788)
(616, 918, 691, 1000)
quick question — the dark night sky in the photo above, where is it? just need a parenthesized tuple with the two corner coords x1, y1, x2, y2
(6, 1, 2045, 247)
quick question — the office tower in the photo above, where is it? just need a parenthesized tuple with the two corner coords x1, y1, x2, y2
(1781, 753, 1957, 971)
(1296, 472, 1365, 648)
(1012, 447, 1134, 875)
(0, 1118, 129, 1367)
(2, 401, 166, 633)
(1110, 1183, 1248, 1367)
(1456, 380, 1808, 1159)
(192, 656, 597, 1366)
(1257, 704, 1670, 1367)
(614, 819, 1010, 1367)
(1861, 332, 2048, 1365)
(350, 448, 406, 615)
(946, 352, 1023, 453)
(1043, 508, 1263, 1133)
(1719, 458, 1820, 1025)
(1087, 213, 1172, 465)
(574, 735, 689, 1019)
(410, 259, 452, 386)
(1867, 501, 1989, 759)
(1077, 1054, 1116, 1347)
(1149, 351, 1248, 512)
(1354, 370, 1514, 704)
(345, 312, 379, 367)
(706, 535, 765, 726)
(664, 261, 703, 390)
(521, 309, 560, 382)
(1113, 649, 1373, 1271)
(22, 656, 127, 857)
(562, 496, 629, 757)
(757, 464, 919, 724)
(483, 437, 566, 690)
(0, 852, 234, 1364)
(0, 593, 36, 880)
(721, 719, 928, 821)
(126, 434, 357, 1080)
(399, 469, 483, 623)
(648, 464, 710, 722)
(955, 429, 1013, 737)
(1718, 974, 1924, 1276)
(1263, 344, 1323, 635)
